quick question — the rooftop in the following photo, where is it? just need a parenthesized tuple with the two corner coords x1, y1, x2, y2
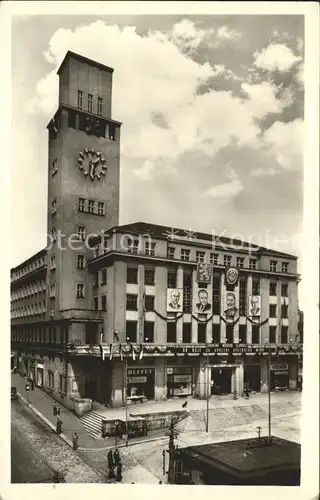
(57, 50, 114, 76)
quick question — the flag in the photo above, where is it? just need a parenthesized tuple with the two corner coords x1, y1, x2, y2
(101, 347, 105, 361)
(139, 345, 144, 360)
(132, 347, 136, 361)
(120, 345, 123, 362)
(109, 344, 113, 361)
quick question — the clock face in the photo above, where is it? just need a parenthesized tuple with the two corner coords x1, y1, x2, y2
(77, 148, 107, 180)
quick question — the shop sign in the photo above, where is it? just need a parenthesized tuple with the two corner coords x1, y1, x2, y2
(173, 374, 192, 383)
(128, 368, 153, 376)
(270, 364, 288, 370)
(127, 376, 147, 384)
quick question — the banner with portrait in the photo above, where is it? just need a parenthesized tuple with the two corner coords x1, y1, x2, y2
(167, 288, 183, 313)
(248, 295, 261, 317)
(193, 287, 213, 315)
(223, 291, 238, 319)
(196, 263, 213, 284)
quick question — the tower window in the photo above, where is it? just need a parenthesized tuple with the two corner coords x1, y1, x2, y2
(109, 123, 116, 141)
(77, 225, 86, 241)
(77, 90, 83, 110)
(88, 94, 93, 113)
(88, 200, 95, 214)
(97, 202, 105, 216)
(51, 158, 58, 177)
(77, 254, 86, 269)
(78, 198, 86, 212)
(76, 283, 85, 298)
(97, 97, 103, 116)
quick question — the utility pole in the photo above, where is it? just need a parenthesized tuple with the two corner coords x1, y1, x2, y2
(124, 356, 129, 447)
(268, 344, 271, 438)
(206, 345, 209, 433)
(167, 417, 176, 484)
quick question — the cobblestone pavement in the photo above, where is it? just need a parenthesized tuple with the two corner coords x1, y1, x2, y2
(11, 400, 107, 483)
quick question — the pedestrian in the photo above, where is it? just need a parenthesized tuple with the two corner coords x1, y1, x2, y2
(31, 379, 35, 390)
(53, 403, 58, 416)
(56, 416, 63, 435)
(116, 460, 122, 482)
(72, 432, 79, 450)
(114, 447, 120, 466)
(107, 449, 114, 470)
(57, 407, 61, 416)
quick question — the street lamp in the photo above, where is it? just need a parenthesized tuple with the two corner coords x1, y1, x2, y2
(265, 338, 271, 438)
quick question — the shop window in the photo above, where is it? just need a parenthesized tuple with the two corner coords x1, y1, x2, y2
(269, 304, 277, 318)
(212, 273, 221, 315)
(126, 321, 137, 343)
(126, 294, 138, 311)
(144, 322, 154, 343)
(239, 278, 247, 316)
(269, 282, 277, 296)
(182, 323, 191, 343)
(212, 323, 221, 343)
(269, 326, 276, 343)
(281, 283, 288, 297)
(167, 268, 177, 288)
(144, 267, 155, 286)
(101, 295, 107, 312)
(167, 322, 177, 343)
(197, 323, 206, 343)
(252, 325, 260, 344)
(127, 266, 138, 284)
(145, 295, 154, 311)
(167, 367, 192, 398)
(252, 278, 260, 295)
(281, 326, 288, 344)
(239, 324, 246, 343)
(226, 324, 234, 343)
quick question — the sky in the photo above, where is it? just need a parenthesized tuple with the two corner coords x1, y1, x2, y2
(11, 14, 304, 289)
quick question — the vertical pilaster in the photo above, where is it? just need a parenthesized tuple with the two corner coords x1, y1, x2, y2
(177, 266, 184, 343)
(155, 357, 167, 400)
(220, 272, 226, 342)
(260, 354, 269, 393)
(191, 268, 198, 343)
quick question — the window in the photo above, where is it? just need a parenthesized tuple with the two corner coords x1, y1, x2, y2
(182, 323, 191, 343)
(52, 158, 58, 177)
(97, 202, 105, 215)
(167, 322, 177, 343)
(212, 323, 221, 343)
(167, 269, 177, 288)
(282, 262, 289, 274)
(239, 325, 246, 343)
(127, 266, 138, 284)
(48, 371, 54, 389)
(252, 325, 260, 344)
(128, 239, 139, 254)
(269, 282, 277, 296)
(77, 90, 83, 110)
(281, 304, 288, 318)
(50, 256, 56, 270)
(88, 93, 93, 113)
(224, 255, 232, 267)
(196, 251, 205, 263)
(76, 283, 85, 298)
(212, 273, 221, 315)
(109, 123, 116, 141)
(50, 284, 56, 298)
(145, 241, 156, 256)
(250, 279, 260, 297)
(197, 323, 206, 343)
(168, 247, 175, 259)
(126, 321, 137, 343)
(226, 324, 234, 343)
(144, 267, 155, 286)
(239, 278, 247, 316)
(270, 260, 278, 272)
(281, 326, 288, 344)
(281, 284, 288, 297)
(88, 200, 95, 214)
(210, 253, 219, 265)
(77, 225, 86, 241)
(236, 257, 245, 268)
(126, 294, 138, 311)
(183, 270, 192, 313)
(77, 254, 85, 269)
(145, 295, 155, 311)
(97, 97, 103, 116)
(51, 198, 57, 215)
(93, 272, 99, 288)
(144, 322, 154, 343)
(269, 326, 276, 344)
(101, 295, 107, 312)
(94, 297, 99, 310)
(68, 109, 76, 129)
(101, 268, 107, 285)
(181, 249, 190, 261)
(269, 304, 277, 318)
(78, 198, 86, 212)
(249, 259, 257, 270)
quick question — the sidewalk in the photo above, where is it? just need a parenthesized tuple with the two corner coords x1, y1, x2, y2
(11, 373, 168, 451)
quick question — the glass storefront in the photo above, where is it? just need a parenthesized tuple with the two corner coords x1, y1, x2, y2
(270, 364, 289, 391)
(167, 367, 193, 398)
(127, 368, 155, 400)
(244, 364, 261, 392)
(211, 367, 233, 395)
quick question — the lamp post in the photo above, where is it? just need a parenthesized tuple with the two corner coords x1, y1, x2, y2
(265, 339, 271, 438)
(206, 344, 210, 433)
(124, 356, 128, 447)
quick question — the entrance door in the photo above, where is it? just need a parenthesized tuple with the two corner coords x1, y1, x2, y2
(244, 365, 261, 392)
(211, 368, 232, 395)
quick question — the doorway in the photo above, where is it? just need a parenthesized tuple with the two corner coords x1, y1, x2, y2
(211, 368, 232, 395)
(244, 365, 261, 392)
(85, 378, 98, 400)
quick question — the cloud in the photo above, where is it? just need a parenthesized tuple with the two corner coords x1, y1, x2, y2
(203, 178, 244, 200)
(253, 43, 302, 72)
(251, 167, 280, 177)
(262, 118, 303, 170)
(216, 26, 242, 41)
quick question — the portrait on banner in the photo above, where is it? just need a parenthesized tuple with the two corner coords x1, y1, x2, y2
(167, 288, 183, 312)
(194, 288, 212, 314)
(224, 291, 238, 318)
(249, 295, 261, 317)
(196, 262, 213, 284)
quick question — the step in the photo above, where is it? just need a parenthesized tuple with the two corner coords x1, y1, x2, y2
(80, 412, 104, 439)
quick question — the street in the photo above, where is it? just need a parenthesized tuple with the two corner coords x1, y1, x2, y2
(11, 399, 106, 483)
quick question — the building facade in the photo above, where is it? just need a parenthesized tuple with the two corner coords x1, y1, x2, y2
(11, 51, 303, 410)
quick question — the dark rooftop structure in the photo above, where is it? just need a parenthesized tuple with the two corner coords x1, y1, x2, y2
(176, 436, 301, 486)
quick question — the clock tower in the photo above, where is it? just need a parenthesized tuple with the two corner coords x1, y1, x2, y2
(46, 51, 121, 320)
